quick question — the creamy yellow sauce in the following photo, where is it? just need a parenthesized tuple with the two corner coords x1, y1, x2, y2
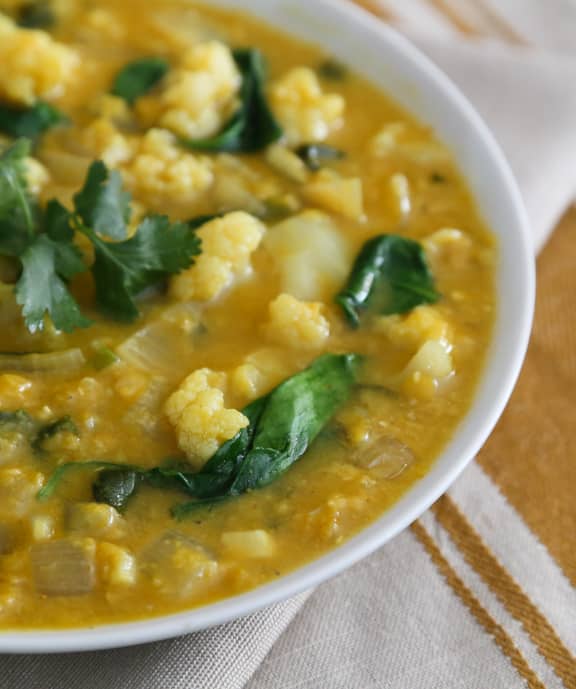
(0, 0, 495, 628)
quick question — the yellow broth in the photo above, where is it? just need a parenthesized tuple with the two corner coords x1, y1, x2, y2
(0, 0, 495, 627)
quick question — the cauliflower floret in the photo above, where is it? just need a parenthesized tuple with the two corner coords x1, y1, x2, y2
(265, 293, 330, 350)
(0, 14, 78, 105)
(374, 305, 452, 351)
(79, 118, 135, 168)
(137, 41, 241, 140)
(230, 348, 298, 402)
(164, 368, 249, 468)
(122, 128, 213, 208)
(423, 228, 474, 271)
(170, 211, 265, 302)
(271, 67, 345, 146)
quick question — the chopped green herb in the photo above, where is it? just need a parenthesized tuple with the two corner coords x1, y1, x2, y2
(183, 48, 282, 153)
(295, 144, 346, 171)
(73, 161, 131, 241)
(318, 59, 348, 81)
(0, 101, 66, 141)
(17, 1, 55, 28)
(91, 346, 119, 371)
(32, 415, 79, 455)
(0, 139, 35, 250)
(78, 213, 201, 322)
(111, 57, 170, 106)
(37, 461, 141, 501)
(335, 234, 440, 327)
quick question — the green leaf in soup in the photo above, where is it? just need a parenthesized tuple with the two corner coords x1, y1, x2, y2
(42, 199, 85, 279)
(111, 57, 170, 106)
(92, 469, 141, 512)
(182, 48, 282, 153)
(0, 139, 35, 249)
(37, 461, 142, 502)
(172, 353, 362, 517)
(15, 234, 91, 333)
(80, 214, 201, 322)
(73, 160, 131, 241)
(0, 101, 66, 140)
(317, 59, 348, 81)
(335, 234, 440, 328)
(230, 353, 361, 494)
(32, 415, 79, 455)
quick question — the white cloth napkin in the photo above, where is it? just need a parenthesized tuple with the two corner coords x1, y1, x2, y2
(2, 2, 576, 687)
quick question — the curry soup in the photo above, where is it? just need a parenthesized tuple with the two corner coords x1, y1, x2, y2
(0, 0, 495, 628)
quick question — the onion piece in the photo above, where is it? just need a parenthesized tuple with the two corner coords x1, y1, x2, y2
(0, 349, 85, 373)
(352, 436, 415, 480)
(116, 317, 197, 379)
(31, 538, 96, 596)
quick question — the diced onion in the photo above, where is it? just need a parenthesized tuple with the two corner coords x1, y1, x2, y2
(352, 435, 415, 479)
(0, 349, 85, 373)
(31, 538, 96, 596)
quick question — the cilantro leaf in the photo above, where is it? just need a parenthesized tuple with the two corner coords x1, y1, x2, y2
(15, 234, 91, 333)
(0, 101, 66, 141)
(183, 48, 282, 153)
(0, 139, 35, 252)
(73, 161, 131, 240)
(79, 215, 201, 321)
(43, 199, 85, 279)
(111, 57, 169, 106)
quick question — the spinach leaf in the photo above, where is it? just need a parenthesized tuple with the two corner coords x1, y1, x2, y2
(17, 1, 55, 28)
(0, 101, 65, 140)
(172, 353, 361, 517)
(93, 469, 140, 511)
(111, 57, 170, 106)
(183, 48, 282, 153)
(32, 415, 79, 455)
(335, 234, 440, 327)
(38, 461, 142, 502)
(295, 144, 346, 171)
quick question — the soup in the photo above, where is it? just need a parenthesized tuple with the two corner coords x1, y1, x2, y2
(0, 0, 495, 628)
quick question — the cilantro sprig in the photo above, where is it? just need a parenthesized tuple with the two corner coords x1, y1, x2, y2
(0, 140, 202, 333)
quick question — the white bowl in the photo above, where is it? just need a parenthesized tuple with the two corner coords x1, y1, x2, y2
(2, 0, 534, 652)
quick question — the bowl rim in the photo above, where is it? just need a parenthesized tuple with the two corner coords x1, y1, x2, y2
(0, 0, 535, 653)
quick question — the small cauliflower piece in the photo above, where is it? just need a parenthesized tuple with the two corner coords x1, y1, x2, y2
(264, 211, 352, 302)
(303, 170, 364, 221)
(122, 128, 213, 209)
(170, 211, 265, 302)
(374, 305, 452, 351)
(0, 13, 79, 105)
(222, 530, 276, 559)
(79, 118, 134, 168)
(231, 348, 297, 402)
(265, 293, 330, 350)
(67, 502, 125, 540)
(165, 368, 249, 467)
(137, 41, 241, 140)
(400, 340, 454, 400)
(271, 67, 344, 145)
(369, 121, 407, 157)
(98, 542, 137, 587)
